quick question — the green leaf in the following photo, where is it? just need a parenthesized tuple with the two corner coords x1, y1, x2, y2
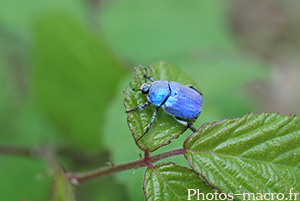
(78, 176, 131, 201)
(51, 167, 74, 201)
(124, 62, 200, 152)
(0, 157, 52, 200)
(0, 60, 12, 121)
(31, 12, 124, 150)
(184, 113, 300, 200)
(144, 162, 216, 201)
(100, 0, 234, 63)
(0, 0, 85, 33)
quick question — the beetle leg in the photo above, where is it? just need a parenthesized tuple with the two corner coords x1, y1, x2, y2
(126, 101, 151, 113)
(174, 117, 197, 132)
(186, 84, 202, 96)
(144, 68, 155, 82)
(137, 106, 159, 141)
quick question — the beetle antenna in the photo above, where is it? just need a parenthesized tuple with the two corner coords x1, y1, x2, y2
(143, 68, 148, 83)
(143, 67, 155, 82)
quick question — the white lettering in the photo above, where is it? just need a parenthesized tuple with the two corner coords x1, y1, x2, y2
(276, 193, 284, 200)
(263, 193, 270, 200)
(187, 189, 196, 200)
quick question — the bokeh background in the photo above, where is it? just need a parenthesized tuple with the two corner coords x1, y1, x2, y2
(1, 0, 300, 200)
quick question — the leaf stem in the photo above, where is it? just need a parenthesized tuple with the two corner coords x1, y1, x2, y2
(0, 145, 187, 184)
(0, 146, 43, 157)
(67, 148, 186, 184)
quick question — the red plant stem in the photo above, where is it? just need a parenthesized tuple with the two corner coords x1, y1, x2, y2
(67, 148, 186, 184)
(0, 145, 187, 184)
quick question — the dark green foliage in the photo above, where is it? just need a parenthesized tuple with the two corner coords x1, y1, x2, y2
(184, 113, 300, 200)
(1, 0, 299, 201)
(144, 163, 216, 201)
(31, 12, 124, 150)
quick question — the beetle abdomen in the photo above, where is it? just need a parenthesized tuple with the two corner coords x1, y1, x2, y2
(147, 80, 170, 106)
(163, 82, 202, 119)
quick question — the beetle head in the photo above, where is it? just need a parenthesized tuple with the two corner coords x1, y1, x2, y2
(139, 82, 151, 94)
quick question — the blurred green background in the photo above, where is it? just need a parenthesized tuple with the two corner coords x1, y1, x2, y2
(0, 0, 300, 200)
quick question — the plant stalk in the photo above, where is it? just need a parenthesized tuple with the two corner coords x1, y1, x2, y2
(67, 148, 186, 184)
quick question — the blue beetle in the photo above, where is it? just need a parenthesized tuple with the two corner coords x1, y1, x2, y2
(126, 68, 203, 141)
